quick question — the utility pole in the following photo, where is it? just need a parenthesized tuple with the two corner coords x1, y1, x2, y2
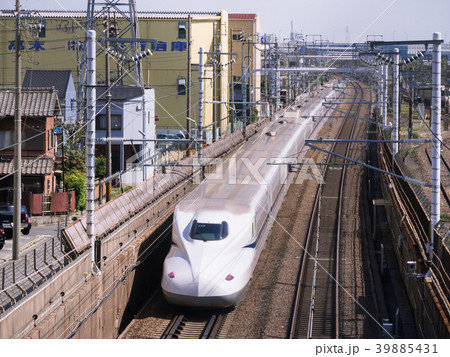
(104, 9, 112, 202)
(242, 61, 247, 139)
(13, 0, 22, 261)
(186, 15, 192, 137)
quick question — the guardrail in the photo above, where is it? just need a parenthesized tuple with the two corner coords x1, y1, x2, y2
(0, 233, 72, 314)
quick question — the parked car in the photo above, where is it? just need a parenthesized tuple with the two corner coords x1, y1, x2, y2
(0, 215, 5, 250)
(0, 205, 32, 237)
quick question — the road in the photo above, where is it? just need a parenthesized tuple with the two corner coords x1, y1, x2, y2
(0, 224, 59, 261)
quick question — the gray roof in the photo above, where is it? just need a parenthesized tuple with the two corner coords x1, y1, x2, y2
(0, 87, 61, 118)
(96, 86, 145, 102)
(23, 70, 72, 99)
(0, 157, 54, 175)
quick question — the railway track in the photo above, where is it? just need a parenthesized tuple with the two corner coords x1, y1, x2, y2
(161, 312, 228, 339)
(289, 81, 364, 338)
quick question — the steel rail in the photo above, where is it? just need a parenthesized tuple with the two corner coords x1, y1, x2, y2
(161, 313, 224, 339)
(289, 80, 364, 338)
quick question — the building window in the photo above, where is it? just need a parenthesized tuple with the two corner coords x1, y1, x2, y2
(23, 176, 43, 194)
(178, 22, 186, 39)
(0, 130, 14, 149)
(22, 130, 44, 151)
(177, 78, 186, 96)
(48, 128, 54, 150)
(38, 21, 46, 38)
(96, 114, 122, 130)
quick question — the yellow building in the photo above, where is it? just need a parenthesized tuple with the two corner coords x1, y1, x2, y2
(138, 11, 229, 142)
(0, 9, 261, 141)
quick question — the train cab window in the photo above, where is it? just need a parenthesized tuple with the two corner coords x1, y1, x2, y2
(190, 220, 228, 241)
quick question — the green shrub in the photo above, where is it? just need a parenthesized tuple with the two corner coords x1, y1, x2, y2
(65, 172, 86, 211)
(95, 155, 107, 179)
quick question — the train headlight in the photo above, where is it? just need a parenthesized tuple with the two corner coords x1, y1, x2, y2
(225, 274, 234, 281)
(168, 272, 175, 279)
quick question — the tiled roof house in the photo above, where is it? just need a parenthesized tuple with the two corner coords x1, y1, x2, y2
(0, 87, 61, 200)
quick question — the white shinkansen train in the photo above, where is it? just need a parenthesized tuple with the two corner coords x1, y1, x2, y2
(162, 87, 336, 308)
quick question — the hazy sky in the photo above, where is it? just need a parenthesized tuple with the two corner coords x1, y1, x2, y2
(12, 0, 450, 43)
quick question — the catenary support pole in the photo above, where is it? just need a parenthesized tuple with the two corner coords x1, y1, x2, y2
(430, 32, 442, 262)
(13, 0, 21, 260)
(105, 9, 112, 203)
(242, 62, 247, 139)
(86, 30, 98, 274)
(198, 47, 204, 161)
(393, 48, 400, 156)
(383, 63, 388, 126)
(378, 63, 383, 120)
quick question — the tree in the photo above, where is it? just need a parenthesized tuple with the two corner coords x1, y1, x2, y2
(63, 147, 85, 176)
(95, 155, 106, 179)
(65, 171, 86, 211)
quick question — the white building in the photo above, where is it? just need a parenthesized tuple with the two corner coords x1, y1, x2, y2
(95, 86, 155, 184)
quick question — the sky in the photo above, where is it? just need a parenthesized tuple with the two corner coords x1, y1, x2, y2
(9, 0, 450, 43)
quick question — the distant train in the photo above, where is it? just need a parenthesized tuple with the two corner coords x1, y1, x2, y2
(161, 86, 336, 308)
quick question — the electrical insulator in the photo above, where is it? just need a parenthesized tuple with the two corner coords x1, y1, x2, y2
(133, 48, 153, 62)
(109, 22, 117, 38)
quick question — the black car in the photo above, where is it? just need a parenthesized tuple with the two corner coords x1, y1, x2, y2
(0, 215, 5, 250)
(0, 205, 32, 237)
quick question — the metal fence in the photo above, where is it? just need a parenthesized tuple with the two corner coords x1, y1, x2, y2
(0, 230, 72, 315)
